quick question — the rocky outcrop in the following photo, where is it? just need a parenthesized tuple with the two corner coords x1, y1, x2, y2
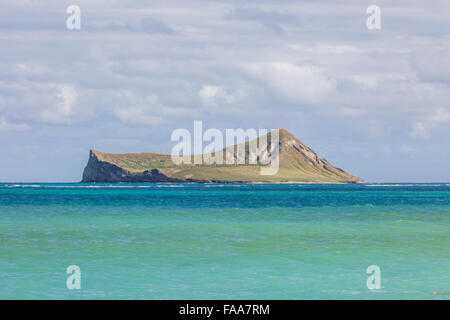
(82, 150, 183, 183)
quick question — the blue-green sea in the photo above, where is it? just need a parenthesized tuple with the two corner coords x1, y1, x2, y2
(0, 183, 448, 299)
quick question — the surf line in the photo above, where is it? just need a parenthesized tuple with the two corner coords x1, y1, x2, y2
(179, 304, 214, 318)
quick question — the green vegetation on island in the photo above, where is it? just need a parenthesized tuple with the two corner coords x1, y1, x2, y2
(82, 129, 363, 183)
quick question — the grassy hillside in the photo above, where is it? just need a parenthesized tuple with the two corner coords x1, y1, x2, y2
(85, 129, 363, 183)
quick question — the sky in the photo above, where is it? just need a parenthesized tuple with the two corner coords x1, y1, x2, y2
(0, 0, 449, 182)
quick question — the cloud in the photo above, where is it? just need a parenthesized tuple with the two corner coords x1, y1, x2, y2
(0, 116, 29, 131)
(245, 62, 337, 105)
(429, 107, 450, 124)
(112, 93, 163, 126)
(199, 85, 236, 107)
(410, 107, 450, 138)
(112, 93, 193, 126)
(0, 82, 85, 126)
(90, 17, 175, 34)
(40, 85, 77, 125)
(411, 43, 450, 84)
(410, 121, 428, 138)
(133, 17, 175, 34)
(0, 0, 450, 181)
(226, 6, 300, 33)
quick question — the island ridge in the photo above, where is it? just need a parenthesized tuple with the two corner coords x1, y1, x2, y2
(82, 129, 363, 183)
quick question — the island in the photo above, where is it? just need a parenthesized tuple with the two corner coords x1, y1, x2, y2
(82, 129, 363, 183)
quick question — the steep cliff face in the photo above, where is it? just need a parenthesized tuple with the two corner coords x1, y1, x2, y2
(81, 129, 363, 183)
(82, 150, 182, 183)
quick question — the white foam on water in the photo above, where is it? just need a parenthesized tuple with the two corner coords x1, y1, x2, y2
(204, 184, 244, 187)
(364, 184, 444, 187)
(1, 184, 187, 189)
(364, 184, 414, 187)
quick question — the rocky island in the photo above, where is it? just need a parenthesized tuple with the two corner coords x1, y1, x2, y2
(82, 129, 363, 183)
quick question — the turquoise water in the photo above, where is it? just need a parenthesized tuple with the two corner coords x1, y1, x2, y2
(0, 183, 448, 299)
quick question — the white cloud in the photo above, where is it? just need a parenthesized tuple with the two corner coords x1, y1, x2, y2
(429, 107, 450, 124)
(199, 85, 236, 107)
(113, 94, 164, 126)
(245, 62, 337, 105)
(410, 122, 428, 138)
(114, 105, 164, 126)
(40, 85, 77, 125)
(0, 82, 88, 126)
(410, 107, 450, 138)
(112, 93, 192, 126)
(347, 75, 379, 89)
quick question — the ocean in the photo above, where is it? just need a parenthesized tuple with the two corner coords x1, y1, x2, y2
(0, 183, 448, 299)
